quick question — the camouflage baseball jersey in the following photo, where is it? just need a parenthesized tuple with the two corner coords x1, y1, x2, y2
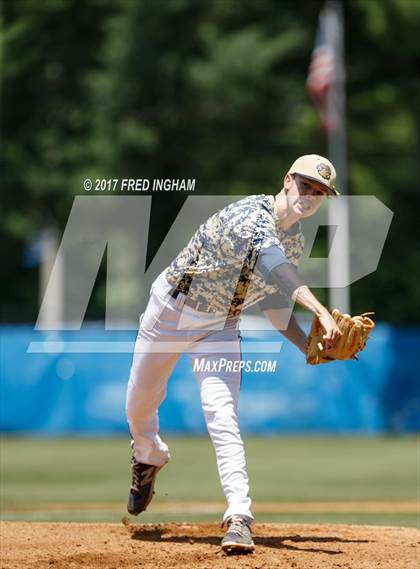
(165, 195, 304, 314)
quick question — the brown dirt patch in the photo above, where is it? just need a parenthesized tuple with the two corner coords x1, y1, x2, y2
(1, 520, 419, 569)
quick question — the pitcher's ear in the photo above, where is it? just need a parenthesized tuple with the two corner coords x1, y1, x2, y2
(284, 173, 294, 192)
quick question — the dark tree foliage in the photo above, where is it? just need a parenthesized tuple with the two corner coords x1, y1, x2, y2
(1, 0, 419, 323)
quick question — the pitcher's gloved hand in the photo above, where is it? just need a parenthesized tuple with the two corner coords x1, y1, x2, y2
(306, 309, 375, 365)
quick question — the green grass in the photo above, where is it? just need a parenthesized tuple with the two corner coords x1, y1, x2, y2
(2, 510, 418, 528)
(1, 436, 419, 527)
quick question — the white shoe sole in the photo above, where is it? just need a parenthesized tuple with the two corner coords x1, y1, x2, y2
(221, 541, 255, 554)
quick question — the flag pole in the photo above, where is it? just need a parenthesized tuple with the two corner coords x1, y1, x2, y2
(327, 0, 350, 313)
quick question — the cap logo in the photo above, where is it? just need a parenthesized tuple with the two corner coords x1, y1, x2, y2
(317, 163, 332, 180)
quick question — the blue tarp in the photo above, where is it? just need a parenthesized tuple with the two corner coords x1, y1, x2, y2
(1, 324, 419, 435)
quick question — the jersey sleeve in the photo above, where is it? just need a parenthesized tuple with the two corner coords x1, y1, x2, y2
(254, 244, 290, 280)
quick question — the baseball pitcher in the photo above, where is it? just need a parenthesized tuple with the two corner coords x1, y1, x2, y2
(125, 155, 373, 554)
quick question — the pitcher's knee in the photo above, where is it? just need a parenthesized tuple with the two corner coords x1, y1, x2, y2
(203, 403, 239, 429)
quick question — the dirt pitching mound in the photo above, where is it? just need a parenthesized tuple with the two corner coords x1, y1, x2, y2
(1, 520, 419, 569)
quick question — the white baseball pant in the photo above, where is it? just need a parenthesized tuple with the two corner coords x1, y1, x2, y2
(126, 271, 253, 521)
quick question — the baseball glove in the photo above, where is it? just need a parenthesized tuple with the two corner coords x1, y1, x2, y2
(306, 309, 375, 365)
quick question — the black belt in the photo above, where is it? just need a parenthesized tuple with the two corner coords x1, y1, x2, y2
(170, 288, 182, 300)
(171, 287, 243, 317)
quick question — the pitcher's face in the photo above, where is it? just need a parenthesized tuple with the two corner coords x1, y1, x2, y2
(284, 173, 329, 218)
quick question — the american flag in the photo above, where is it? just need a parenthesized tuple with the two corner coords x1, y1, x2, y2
(306, 1, 343, 133)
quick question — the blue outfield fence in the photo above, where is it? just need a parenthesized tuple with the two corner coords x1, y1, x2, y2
(0, 323, 419, 435)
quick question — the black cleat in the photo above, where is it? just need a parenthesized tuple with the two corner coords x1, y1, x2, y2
(127, 457, 162, 515)
(221, 515, 255, 554)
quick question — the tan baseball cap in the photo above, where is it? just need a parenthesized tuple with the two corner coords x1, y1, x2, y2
(287, 154, 339, 195)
